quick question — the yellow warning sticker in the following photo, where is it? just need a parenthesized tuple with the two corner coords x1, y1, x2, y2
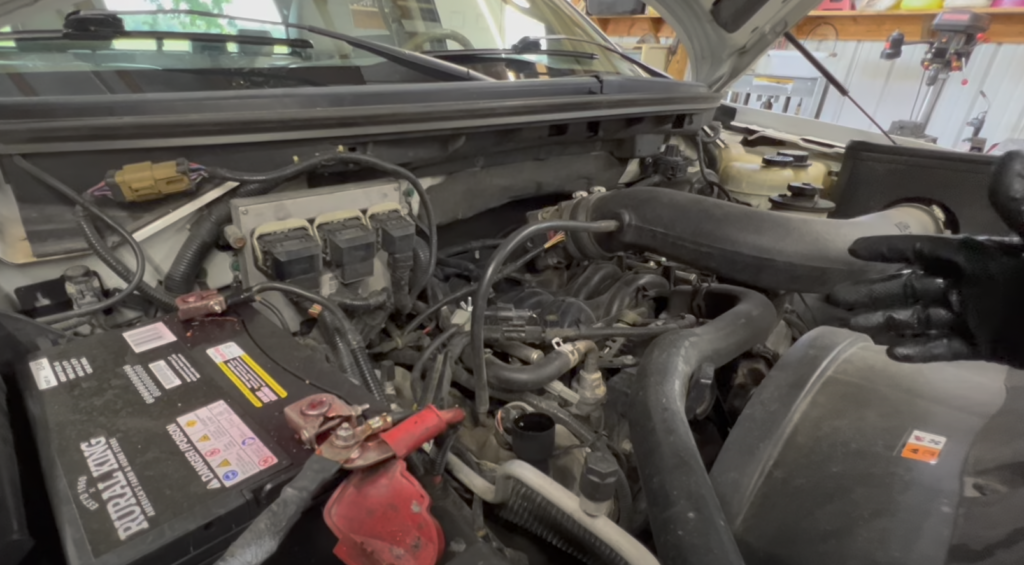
(217, 459, 231, 468)
(206, 342, 288, 408)
(198, 434, 211, 443)
(185, 420, 198, 428)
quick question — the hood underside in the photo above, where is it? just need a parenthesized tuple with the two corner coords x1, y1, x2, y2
(646, 0, 823, 90)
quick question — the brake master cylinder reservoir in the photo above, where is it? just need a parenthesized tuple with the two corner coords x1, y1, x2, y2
(776, 150, 828, 188)
(721, 155, 796, 209)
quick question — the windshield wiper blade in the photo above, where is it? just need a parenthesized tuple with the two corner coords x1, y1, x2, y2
(1, 28, 316, 51)
(61, 9, 490, 83)
(512, 35, 669, 78)
(424, 48, 598, 61)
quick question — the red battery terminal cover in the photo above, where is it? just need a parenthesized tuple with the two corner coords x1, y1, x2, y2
(323, 406, 465, 565)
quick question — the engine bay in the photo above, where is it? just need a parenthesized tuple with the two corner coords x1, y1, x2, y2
(0, 118, 1014, 565)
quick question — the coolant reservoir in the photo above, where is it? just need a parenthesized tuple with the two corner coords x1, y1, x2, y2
(776, 150, 828, 188)
(721, 155, 797, 209)
(718, 144, 764, 169)
(769, 183, 835, 218)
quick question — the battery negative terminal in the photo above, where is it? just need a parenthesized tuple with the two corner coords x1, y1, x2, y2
(106, 159, 193, 203)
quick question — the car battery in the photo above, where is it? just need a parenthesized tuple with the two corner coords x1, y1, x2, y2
(17, 304, 385, 565)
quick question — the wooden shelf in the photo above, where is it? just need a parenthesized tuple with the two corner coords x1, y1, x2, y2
(591, 8, 1024, 43)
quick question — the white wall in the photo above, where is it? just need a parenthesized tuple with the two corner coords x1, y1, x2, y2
(781, 39, 1024, 148)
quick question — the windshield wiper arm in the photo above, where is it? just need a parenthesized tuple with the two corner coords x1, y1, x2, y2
(512, 35, 669, 78)
(424, 48, 598, 61)
(61, 9, 490, 83)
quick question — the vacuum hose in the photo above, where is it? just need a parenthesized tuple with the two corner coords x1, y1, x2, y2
(630, 285, 777, 564)
(562, 187, 944, 293)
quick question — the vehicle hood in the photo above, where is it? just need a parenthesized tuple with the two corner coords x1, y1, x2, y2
(1, 0, 822, 91)
(646, 0, 822, 90)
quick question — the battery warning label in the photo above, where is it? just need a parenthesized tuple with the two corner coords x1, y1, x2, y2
(172, 401, 278, 488)
(206, 342, 287, 407)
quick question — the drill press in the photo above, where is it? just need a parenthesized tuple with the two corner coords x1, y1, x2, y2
(881, 10, 990, 143)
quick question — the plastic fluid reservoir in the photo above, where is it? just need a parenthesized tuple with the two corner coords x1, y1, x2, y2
(770, 183, 836, 218)
(776, 149, 827, 187)
(721, 154, 796, 209)
(719, 144, 763, 168)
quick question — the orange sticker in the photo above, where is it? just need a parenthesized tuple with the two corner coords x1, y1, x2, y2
(900, 429, 947, 464)
(901, 443, 941, 463)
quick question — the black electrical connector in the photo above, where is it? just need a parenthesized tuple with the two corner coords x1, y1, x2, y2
(319, 218, 377, 283)
(256, 230, 322, 283)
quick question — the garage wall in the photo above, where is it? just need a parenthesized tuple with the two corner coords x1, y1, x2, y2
(777, 39, 1024, 149)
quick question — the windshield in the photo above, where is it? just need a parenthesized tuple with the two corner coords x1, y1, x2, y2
(0, 0, 646, 96)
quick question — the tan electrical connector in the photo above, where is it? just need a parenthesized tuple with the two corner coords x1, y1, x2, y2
(105, 159, 193, 203)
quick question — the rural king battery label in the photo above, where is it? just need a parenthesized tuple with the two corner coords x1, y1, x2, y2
(206, 342, 288, 407)
(173, 401, 279, 487)
(73, 436, 156, 553)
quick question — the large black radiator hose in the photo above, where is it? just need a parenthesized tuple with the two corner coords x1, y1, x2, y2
(562, 188, 944, 293)
(630, 285, 777, 564)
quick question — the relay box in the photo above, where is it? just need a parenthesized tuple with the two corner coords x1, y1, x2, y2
(18, 305, 384, 565)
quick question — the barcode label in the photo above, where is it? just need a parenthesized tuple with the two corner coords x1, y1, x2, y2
(149, 360, 182, 390)
(123, 323, 177, 353)
(29, 358, 57, 390)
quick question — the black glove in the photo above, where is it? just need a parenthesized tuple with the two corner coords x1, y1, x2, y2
(829, 151, 1024, 369)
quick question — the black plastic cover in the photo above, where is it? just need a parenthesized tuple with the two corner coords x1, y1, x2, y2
(17, 305, 383, 565)
(832, 141, 1003, 235)
(711, 327, 1008, 565)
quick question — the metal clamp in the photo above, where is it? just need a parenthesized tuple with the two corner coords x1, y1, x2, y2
(284, 394, 392, 464)
(176, 290, 227, 321)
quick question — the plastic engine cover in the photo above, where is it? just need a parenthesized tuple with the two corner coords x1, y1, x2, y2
(711, 327, 1009, 565)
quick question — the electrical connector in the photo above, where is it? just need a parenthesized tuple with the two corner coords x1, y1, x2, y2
(105, 159, 192, 203)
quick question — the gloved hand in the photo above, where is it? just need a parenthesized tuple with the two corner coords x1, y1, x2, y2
(829, 151, 1024, 369)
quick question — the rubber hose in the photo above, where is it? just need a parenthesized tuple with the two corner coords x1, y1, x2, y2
(335, 289, 391, 312)
(76, 211, 178, 311)
(471, 220, 619, 420)
(630, 285, 776, 564)
(462, 341, 594, 392)
(413, 326, 464, 407)
(412, 237, 432, 299)
(498, 479, 629, 565)
(564, 187, 944, 293)
(164, 180, 276, 294)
